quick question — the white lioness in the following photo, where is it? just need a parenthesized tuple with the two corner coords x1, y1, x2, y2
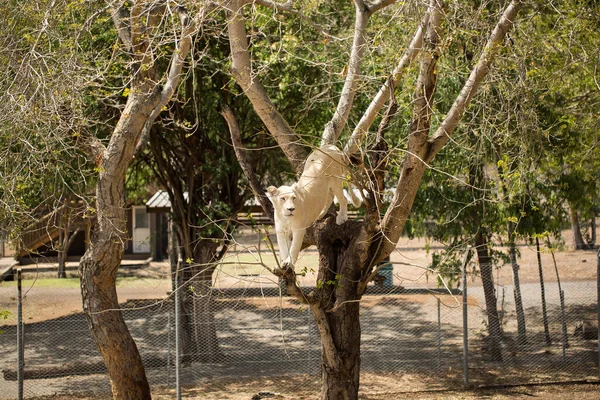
(266, 145, 361, 267)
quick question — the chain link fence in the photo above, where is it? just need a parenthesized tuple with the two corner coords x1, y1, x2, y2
(0, 257, 598, 399)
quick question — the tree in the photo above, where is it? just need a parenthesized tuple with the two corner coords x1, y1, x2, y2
(1, 0, 206, 397)
(76, 1, 205, 396)
(224, 0, 525, 398)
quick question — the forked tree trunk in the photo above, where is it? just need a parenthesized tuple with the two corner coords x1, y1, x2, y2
(319, 303, 361, 400)
(58, 224, 80, 278)
(475, 230, 503, 361)
(568, 202, 587, 249)
(309, 221, 366, 400)
(225, 1, 525, 398)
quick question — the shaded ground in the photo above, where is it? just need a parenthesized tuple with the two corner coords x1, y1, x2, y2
(24, 379, 600, 400)
(1, 232, 598, 399)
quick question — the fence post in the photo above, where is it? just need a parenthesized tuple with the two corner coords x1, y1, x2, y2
(597, 247, 600, 380)
(17, 268, 23, 400)
(437, 297, 442, 369)
(560, 289, 568, 358)
(461, 248, 471, 388)
(167, 307, 171, 386)
(175, 258, 182, 400)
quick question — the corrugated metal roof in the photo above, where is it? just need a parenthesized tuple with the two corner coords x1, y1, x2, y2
(146, 190, 189, 212)
(146, 190, 171, 209)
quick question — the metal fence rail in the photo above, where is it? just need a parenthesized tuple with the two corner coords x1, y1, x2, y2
(0, 263, 598, 399)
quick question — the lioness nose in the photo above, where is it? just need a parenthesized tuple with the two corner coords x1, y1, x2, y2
(287, 207, 295, 212)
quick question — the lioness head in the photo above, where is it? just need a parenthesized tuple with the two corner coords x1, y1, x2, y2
(266, 185, 300, 218)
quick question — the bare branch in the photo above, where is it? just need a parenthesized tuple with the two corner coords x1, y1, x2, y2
(322, 1, 398, 145)
(425, 0, 525, 162)
(378, 0, 443, 263)
(130, 1, 148, 66)
(254, 0, 294, 11)
(344, 13, 428, 156)
(108, 1, 132, 52)
(377, 0, 524, 263)
(252, 0, 337, 38)
(221, 106, 274, 221)
(134, 4, 200, 156)
(225, 0, 307, 171)
(369, 0, 398, 13)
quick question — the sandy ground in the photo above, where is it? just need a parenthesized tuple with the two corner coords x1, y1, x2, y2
(1, 230, 598, 325)
(0, 232, 598, 400)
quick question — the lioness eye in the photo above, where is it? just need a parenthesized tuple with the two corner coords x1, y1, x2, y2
(281, 197, 286, 201)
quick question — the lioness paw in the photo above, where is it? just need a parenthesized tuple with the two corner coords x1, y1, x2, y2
(281, 257, 293, 269)
(336, 212, 348, 225)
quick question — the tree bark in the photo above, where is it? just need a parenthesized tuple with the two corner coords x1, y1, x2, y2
(79, 93, 157, 399)
(178, 239, 222, 363)
(312, 220, 366, 400)
(508, 227, 527, 345)
(535, 236, 551, 345)
(318, 303, 361, 400)
(568, 201, 587, 249)
(475, 230, 503, 362)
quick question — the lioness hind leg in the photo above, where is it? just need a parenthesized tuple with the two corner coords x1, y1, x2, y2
(331, 182, 348, 225)
(317, 191, 335, 220)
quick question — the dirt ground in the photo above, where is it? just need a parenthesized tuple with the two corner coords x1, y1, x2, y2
(3, 231, 597, 326)
(26, 380, 600, 400)
(1, 231, 599, 400)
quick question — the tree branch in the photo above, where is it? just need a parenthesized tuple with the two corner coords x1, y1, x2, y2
(108, 1, 132, 52)
(369, 0, 398, 13)
(377, 0, 524, 263)
(425, 0, 525, 163)
(376, 0, 443, 263)
(134, 4, 200, 156)
(225, 0, 307, 172)
(344, 12, 428, 156)
(221, 106, 274, 222)
(322, 1, 397, 145)
(254, 0, 294, 11)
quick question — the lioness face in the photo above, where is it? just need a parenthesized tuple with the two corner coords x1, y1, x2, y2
(267, 185, 299, 218)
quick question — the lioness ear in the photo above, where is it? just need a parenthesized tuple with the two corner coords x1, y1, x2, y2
(266, 186, 278, 203)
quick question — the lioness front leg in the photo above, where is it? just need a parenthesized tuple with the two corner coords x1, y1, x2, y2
(331, 183, 348, 225)
(282, 228, 306, 268)
(276, 230, 291, 265)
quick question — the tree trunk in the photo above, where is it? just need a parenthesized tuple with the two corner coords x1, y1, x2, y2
(475, 230, 503, 362)
(591, 216, 596, 246)
(79, 95, 157, 399)
(179, 239, 221, 363)
(319, 303, 361, 400)
(57, 223, 66, 279)
(310, 222, 366, 400)
(58, 221, 80, 278)
(80, 238, 150, 399)
(535, 237, 551, 345)
(568, 202, 587, 249)
(508, 230, 527, 345)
